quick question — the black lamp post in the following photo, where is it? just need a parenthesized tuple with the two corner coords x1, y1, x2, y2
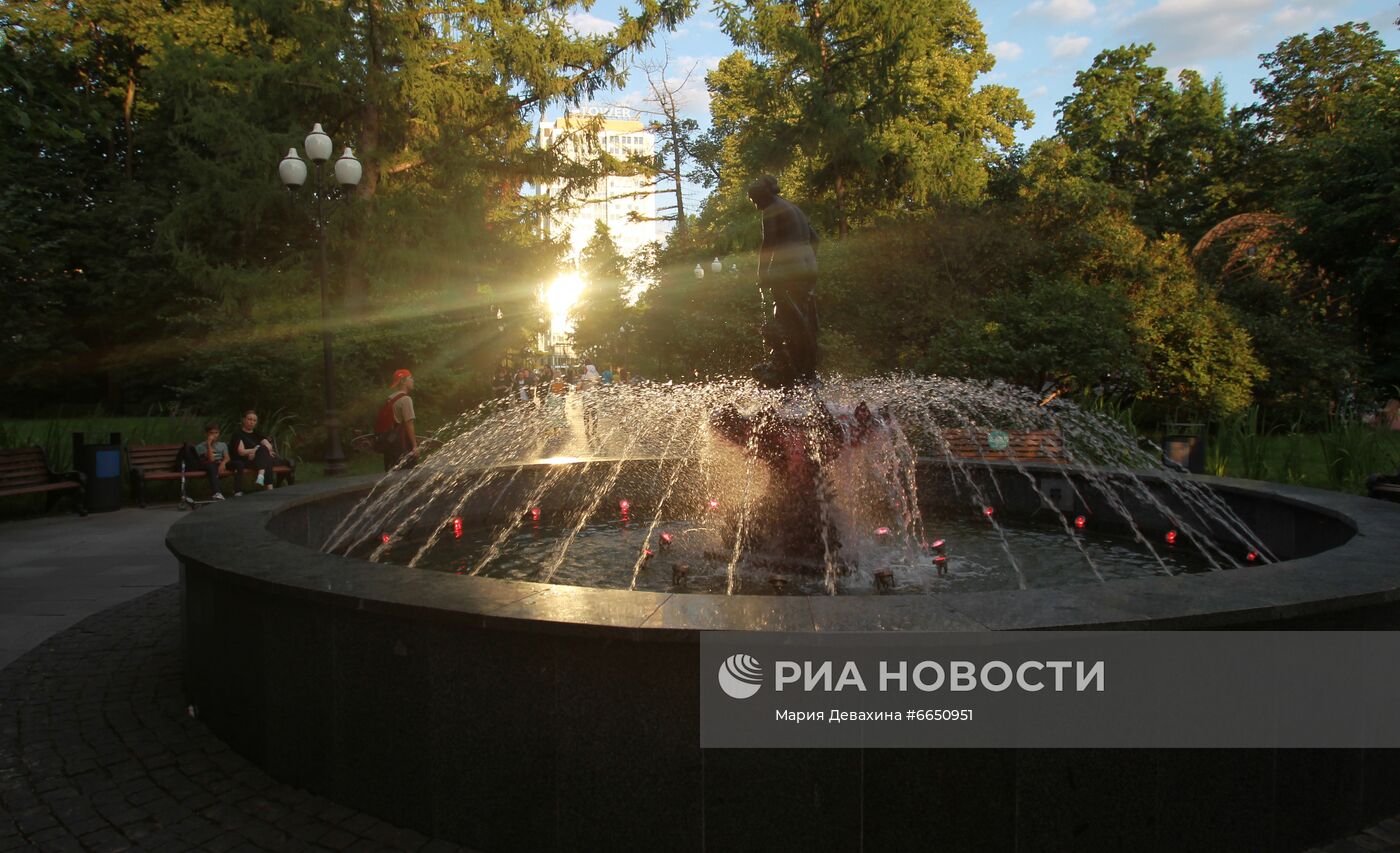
(278, 124, 362, 477)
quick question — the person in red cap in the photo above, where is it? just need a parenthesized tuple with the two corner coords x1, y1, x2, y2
(378, 369, 418, 470)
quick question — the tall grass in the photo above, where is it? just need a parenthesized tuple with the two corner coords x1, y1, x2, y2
(1317, 415, 1393, 493)
(1207, 406, 1272, 480)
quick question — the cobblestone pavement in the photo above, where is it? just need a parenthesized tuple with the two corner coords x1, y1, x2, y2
(0, 585, 473, 852)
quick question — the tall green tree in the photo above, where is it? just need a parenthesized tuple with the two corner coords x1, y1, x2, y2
(706, 0, 1029, 238)
(1251, 23, 1400, 388)
(570, 223, 632, 365)
(1055, 44, 1233, 240)
(0, 0, 692, 422)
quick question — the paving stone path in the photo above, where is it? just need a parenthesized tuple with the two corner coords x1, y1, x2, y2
(0, 585, 472, 852)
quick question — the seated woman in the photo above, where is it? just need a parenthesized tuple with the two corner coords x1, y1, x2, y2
(228, 410, 282, 494)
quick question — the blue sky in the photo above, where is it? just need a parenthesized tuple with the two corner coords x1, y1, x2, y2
(556, 0, 1399, 212)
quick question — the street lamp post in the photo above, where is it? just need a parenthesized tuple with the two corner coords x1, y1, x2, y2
(278, 123, 362, 477)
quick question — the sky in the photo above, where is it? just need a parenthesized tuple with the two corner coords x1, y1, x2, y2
(552, 0, 1399, 217)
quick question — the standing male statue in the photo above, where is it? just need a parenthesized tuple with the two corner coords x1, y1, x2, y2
(748, 175, 820, 388)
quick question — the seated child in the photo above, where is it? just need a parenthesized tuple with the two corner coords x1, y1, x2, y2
(194, 424, 229, 500)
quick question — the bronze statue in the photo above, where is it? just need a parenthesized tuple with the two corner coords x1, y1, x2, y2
(748, 176, 819, 388)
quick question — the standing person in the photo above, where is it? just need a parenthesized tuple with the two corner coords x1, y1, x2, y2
(378, 369, 419, 471)
(747, 174, 820, 388)
(577, 364, 602, 445)
(194, 424, 229, 500)
(229, 410, 280, 494)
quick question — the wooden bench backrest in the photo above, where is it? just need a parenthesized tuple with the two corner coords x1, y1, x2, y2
(940, 429, 1067, 463)
(0, 447, 55, 489)
(128, 443, 184, 473)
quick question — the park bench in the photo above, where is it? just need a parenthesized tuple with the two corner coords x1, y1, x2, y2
(939, 429, 1069, 464)
(0, 447, 86, 515)
(1368, 468, 1400, 505)
(128, 443, 295, 508)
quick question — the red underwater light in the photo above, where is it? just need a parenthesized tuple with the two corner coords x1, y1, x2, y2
(1074, 515, 1086, 529)
(1246, 551, 1258, 562)
(933, 554, 948, 574)
(530, 507, 541, 521)
(451, 517, 463, 538)
(707, 498, 719, 510)
(875, 526, 891, 536)
(619, 499, 631, 513)
(930, 538, 946, 550)
(381, 533, 391, 544)
(1166, 529, 1178, 545)
(983, 506, 994, 518)
(660, 532, 674, 546)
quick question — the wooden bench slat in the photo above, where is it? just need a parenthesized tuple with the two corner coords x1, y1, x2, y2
(0, 481, 79, 498)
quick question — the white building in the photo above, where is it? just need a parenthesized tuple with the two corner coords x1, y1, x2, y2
(537, 106, 657, 261)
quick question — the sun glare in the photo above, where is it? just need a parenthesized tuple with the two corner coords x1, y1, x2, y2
(546, 271, 586, 333)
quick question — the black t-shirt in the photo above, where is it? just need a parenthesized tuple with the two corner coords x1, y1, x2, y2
(232, 429, 268, 459)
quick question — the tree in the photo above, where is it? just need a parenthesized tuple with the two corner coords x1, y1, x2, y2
(1055, 44, 1233, 239)
(707, 0, 1029, 238)
(1252, 23, 1400, 389)
(634, 55, 703, 237)
(570, 224, 633, 365)
(1253, 22, 1395, 142)
(0, 0, 694, 421)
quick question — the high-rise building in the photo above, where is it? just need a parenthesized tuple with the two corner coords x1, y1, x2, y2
(537, 107, 658, 261)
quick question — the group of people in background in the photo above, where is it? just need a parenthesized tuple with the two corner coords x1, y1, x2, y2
(496, 364, 632, 405)
(191, 410, 287, 501)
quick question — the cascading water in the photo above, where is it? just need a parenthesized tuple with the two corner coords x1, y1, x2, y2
(322, 376, 1271, 595)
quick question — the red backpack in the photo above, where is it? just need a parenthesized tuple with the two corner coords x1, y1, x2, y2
(374, 391, 408, 451)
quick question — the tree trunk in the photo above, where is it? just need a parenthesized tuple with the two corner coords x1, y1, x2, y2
(811, 0, 846, 239)
(672, 123, 686, 236)
(123, 68, 136, 180)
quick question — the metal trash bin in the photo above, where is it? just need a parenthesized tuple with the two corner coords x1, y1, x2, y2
(73, 432, 123, 512)
(1162, 422, 1206, 474)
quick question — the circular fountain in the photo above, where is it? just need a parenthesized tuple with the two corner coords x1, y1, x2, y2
(169, 376, 1400, 852)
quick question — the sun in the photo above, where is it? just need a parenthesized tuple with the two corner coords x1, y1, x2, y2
(546, 270, 586, 333)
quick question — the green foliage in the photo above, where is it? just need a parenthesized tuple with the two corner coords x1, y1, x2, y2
(1056, 44, 1233, 239)
(1317, 415, 1393, 493)
(704, 0, 1029, 237)
(931, 275, 1133, 391)
(1208, 406, 1273, 480)
(570, 224, 634, 366)
(1126, 236, 1266, 419)
(1257, 26, 1400, 388)
(0, 0, 690, 420)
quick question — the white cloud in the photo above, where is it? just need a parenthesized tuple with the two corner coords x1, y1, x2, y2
(566, 11, 615, 36)
(1049, 33, 1093, 59)
(1024, 0, 1098, 21)
(1118, 0, 1273, 65)
(1029, 84, 1050, 97)
(992, 40, 1025, 61)
(1272, 0, 1349, 27)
